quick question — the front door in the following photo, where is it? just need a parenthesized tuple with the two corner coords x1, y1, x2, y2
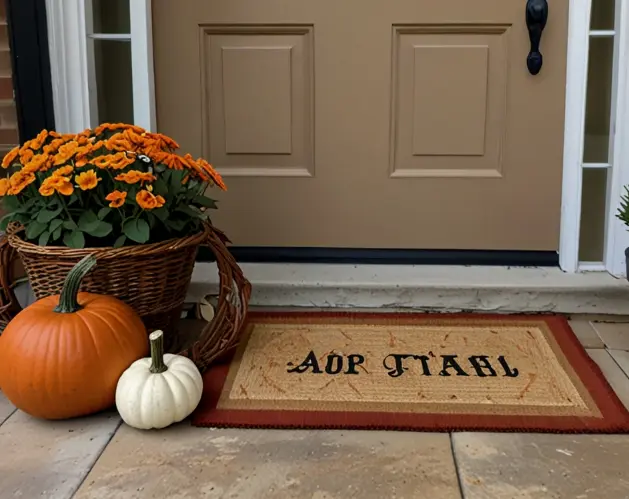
(152, 0, 568, 250)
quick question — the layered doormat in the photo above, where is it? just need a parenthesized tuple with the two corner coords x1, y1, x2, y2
(192, 312, 629, 433)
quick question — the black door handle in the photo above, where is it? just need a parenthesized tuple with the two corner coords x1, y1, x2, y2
(526, 0, 548, 75)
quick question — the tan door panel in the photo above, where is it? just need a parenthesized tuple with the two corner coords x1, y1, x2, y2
(152, 0, 568, 250)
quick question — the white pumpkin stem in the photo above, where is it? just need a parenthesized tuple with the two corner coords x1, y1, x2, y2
(149, 330, 168, 374)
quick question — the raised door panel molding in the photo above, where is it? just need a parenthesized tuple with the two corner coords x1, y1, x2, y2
(390, 25, 509, 178)
(201, 25, 314, 178)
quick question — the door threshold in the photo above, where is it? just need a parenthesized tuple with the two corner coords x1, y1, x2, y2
(189, 263, 629, 315)
(197, 247, 559, 266)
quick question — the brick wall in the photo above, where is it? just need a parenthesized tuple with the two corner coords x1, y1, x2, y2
(0, 1, 18, 156)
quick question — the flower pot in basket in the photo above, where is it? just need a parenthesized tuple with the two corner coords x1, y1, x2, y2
(0, 124, 251, 372)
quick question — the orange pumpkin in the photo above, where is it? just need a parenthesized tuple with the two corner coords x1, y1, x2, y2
(0, 255, 148, 419)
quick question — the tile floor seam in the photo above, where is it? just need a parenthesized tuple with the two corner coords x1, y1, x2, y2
(605, 348, 629, 381)
(449, 432, 467, 499)
(0, 407, 16, 426)
(589, 321, 607, 344)
(69, 418, 123, 499)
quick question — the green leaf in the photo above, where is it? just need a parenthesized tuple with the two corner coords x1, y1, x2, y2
(165, 218, 187, 232)
(36, 206, 63, 224)
(49, 218, 63, 233)
(85, 221, 112, 238)
(176, 204, 202, 218)
(153, 177, 169, 197)
(38, 230, 51, 246)
(153, 207, 169, 222)
(52, 226, 62, 241)
(169, 170, 185, 195)
(154, 163, 166, 173)
(0, 213, 14, 231)
(63, 230, 85, 249)
(2, 196, 21, 212)
(13, 213, 30, 224)
(67, 193, 80, 206)
(113, 235, 127, 248)
(123, 218, 150, 244)
(146, 212, 157, 228)
(97, 207, 111, 220)
(193, 196, 217, 209)
(78, 210, 100, 232)
(63, 220, 78, 230)
(25, 221, 47, 240)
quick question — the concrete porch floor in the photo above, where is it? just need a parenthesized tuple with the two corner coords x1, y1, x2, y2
(2, 317, 629, 498)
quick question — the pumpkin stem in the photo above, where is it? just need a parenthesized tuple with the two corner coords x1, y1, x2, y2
(149, 330, 168, 374)
(53, 255, 97, 314)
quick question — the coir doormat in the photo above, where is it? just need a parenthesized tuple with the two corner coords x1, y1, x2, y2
(192, 312, 629, 433)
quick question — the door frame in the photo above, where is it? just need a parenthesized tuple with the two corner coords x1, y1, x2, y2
(39, 0, 629, 276)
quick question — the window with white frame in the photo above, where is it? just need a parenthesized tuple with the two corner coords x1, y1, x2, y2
(578, 0, 619, 268)
(86, 0, 134, 126)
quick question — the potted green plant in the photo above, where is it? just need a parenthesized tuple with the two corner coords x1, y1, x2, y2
(0, 123, 251, 366)
(616, 185, 629, 278)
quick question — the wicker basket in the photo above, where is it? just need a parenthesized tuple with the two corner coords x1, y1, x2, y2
(0, 222, 251, 373)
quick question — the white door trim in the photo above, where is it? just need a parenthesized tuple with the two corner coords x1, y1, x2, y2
(559, 0, 591, 273)
(43, 0, 629, 275)
(605, 0, 629, 277)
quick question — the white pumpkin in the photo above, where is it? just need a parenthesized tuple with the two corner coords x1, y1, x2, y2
(115, 330, 203, 430)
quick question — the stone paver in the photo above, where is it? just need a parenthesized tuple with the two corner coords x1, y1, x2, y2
(0, 409, 121, 499)
(591, 322, 629, 350)
(452, 432, 629, 499)
(587, 349, 629, 410)
(608, 349, 629, 377)
(568, 320, 604, 348)
(0, 391, 15, 424)
(75, 424, 461, 499)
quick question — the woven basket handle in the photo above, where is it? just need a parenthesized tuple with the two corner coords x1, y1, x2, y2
(0, 234, 22, 331)
(181, 223, 252, 371)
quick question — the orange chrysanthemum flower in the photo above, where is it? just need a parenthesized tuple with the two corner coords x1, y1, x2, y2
(53, 165, 74, 177)
(53, 141, 79, 166)
(136, 190, 165, 210)
(139, 138, 163, 157)
(73, 146, 92, 167)
(22, 154, 51, 174)
(105, 133, 133, 152)
(147, 132, 180, 150)
(92, 156, 113, 169)
(154, 151, 187, 170)
(105, 190, 127, 208)
(0, 178, 9, 196)
(76, 135, 91, 146)
(39, 175, 73, 197)
(1, 146, 19, 169)
(197, 158, 226, 191)
(94, 123, 146, 136)
(43, 138, 67, 156)
(24, 130, 48, 151)
(115, 170, 156, 184)
(19, 148, 34, 164)
(75, 170, 101, 190)
(90, 140, 105, 151)
(182, 154, 209, 181)
(7, 171, 36, 195)
(121, 129, 148, 151)
(109, 152, 135, 170)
